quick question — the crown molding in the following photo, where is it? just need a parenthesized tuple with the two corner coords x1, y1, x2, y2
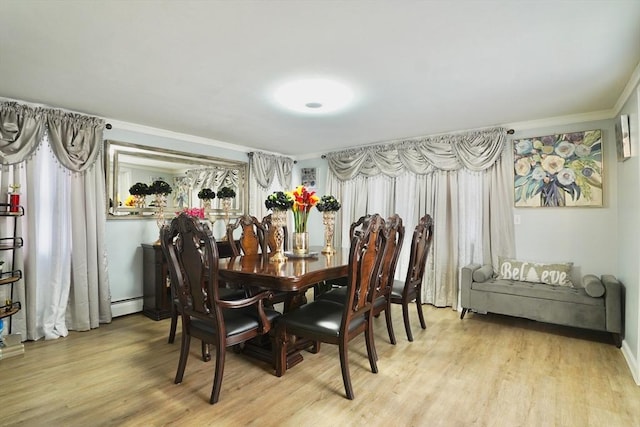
(502, 109, 615, 133)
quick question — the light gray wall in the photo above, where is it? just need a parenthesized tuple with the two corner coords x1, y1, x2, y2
(616, 83, 640, 380)
(512, 119, 618, 281)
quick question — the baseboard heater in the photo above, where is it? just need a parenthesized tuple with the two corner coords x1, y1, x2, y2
(111, 297, 143, 317)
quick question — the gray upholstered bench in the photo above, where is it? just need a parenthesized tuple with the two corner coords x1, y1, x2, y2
(460, 263, 623, 347)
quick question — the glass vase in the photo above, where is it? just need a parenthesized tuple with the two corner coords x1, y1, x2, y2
(293, 231, 309, 256)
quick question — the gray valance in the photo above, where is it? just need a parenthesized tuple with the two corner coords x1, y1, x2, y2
(0, 101, 105, 172)
(0, 102, 46, 165)
(326, 127, 507, 180)
(249, 151, 294, 189)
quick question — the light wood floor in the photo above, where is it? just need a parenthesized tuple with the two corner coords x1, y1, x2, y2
(2, 305, 638, 427)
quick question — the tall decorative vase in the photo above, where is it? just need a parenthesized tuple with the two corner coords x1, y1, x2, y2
(321, 211, 336, 254)
(154, 194, 167, 245)
(202, 199, 212, 210)
(221, 197, 232, 240)
(270, 209, 287, 263)
(293, 232, 309, 256)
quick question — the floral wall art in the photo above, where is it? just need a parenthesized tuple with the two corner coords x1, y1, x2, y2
(513, 129, 602, 207)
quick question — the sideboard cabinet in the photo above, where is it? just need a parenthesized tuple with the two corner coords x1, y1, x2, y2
(142, 240, 237, 320)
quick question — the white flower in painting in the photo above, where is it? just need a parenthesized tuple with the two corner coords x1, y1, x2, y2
(531, 166, 546, 180)
(541, 155, 565, 174)
(574, 144, 591, 157)
(515, 158, 531, 176)
(515, 140, 533, 155)
(557, 168, 576, 186)
(555, 141, 576, 158)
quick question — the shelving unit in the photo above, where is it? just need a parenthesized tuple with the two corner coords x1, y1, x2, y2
(0, 203, 24, 359)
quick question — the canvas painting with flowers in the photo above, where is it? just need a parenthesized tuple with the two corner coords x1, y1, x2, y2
(513, 129, 602, 207)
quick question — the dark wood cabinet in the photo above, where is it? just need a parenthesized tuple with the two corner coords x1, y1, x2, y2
(141, 240, 237, 321)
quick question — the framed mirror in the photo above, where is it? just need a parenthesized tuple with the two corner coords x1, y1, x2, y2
(104, 140, 248, 220)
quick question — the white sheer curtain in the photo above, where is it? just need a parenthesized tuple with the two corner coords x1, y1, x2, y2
(326, 128, 514, 309)
(28, 140, 72, 339)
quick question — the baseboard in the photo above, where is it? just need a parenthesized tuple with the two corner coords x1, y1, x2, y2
(111, 298, 143, 317)
(620, 340, 640, 386)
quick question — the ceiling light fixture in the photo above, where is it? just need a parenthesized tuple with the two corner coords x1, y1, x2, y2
(273, 78, 355, 114)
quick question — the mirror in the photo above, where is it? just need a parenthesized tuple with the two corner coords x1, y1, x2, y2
(104, 140, 248, 221)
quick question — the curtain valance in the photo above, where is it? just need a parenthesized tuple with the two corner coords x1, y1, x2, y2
(249, 151, 294, 189)
(0, 101, 105, 172)
(326, 127, 507, 180)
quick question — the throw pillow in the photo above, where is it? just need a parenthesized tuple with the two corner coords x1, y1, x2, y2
(497, 257, 573, 287)
(582, 274, 605, 297)
(472, 264, 494, 282)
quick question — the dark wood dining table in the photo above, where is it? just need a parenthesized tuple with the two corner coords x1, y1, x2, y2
(218, 246, 349, 307)
(217, 246, 349, 371)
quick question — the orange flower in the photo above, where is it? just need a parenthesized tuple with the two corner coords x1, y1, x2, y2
(290, 185, 319, 232)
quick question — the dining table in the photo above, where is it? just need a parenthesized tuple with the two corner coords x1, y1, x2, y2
(217, 246, 349, 371)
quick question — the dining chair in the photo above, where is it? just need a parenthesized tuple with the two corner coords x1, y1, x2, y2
(167, 239, 246, 345)
(161, 213, 280, 404)
(314, 213, 372, 298)
(274, 214, 386, 400)
(318, 214, 405, 348)
(390, 213, 434, 341)
(226, 214, 268, 257)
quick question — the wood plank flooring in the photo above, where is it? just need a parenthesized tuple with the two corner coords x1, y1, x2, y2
(1, 305, 638, 427)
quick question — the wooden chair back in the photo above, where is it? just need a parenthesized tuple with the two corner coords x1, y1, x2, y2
(343, 214, 386, 321)
(403, 214, 434, 295)
(226, 214, 267, 257)
(373, 214, 405, 301)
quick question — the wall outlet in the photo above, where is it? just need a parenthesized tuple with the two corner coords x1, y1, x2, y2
(514, 214, 521, 225)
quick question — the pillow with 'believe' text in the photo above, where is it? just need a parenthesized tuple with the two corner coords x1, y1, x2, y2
(497, 257, 573, 287)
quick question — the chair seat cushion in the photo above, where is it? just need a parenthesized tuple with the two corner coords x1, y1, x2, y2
(391, 279, 414, 299)
(191, 307, 281, 338)
(278, 300, 365, 338)
(317, 286, 348, 303)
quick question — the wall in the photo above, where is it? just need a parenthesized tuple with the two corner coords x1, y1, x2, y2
(296, 157, 329, 247)
(616, 83, 640, 383)
(103, 127, 250, 315)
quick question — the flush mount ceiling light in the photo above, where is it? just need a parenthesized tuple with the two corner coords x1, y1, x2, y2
(273, 78, 355, 114)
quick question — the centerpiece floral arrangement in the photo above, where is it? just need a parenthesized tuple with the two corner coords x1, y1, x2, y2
(124, 195, 136, 207)
(128, 182, 150, 196)
(217, 186, 236, 199)
(315, 195, 341, 212)
(264, 191, 294, 211)
(149, 180, 172, 195)
(179, 207, 205, 219)
(514, 130, 602, 207)
(291, 185, 320, 233)
(197, 188, 216, 200)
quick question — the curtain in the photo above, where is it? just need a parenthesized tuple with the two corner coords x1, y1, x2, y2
(249, 151, 294, 219)
(326, 127, 514, 309)
(0, 101, 110, 341)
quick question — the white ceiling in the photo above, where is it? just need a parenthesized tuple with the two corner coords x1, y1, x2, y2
(1, 1, 639, 158)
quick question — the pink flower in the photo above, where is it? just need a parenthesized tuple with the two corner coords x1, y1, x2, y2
(178, 207, 205, 219)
